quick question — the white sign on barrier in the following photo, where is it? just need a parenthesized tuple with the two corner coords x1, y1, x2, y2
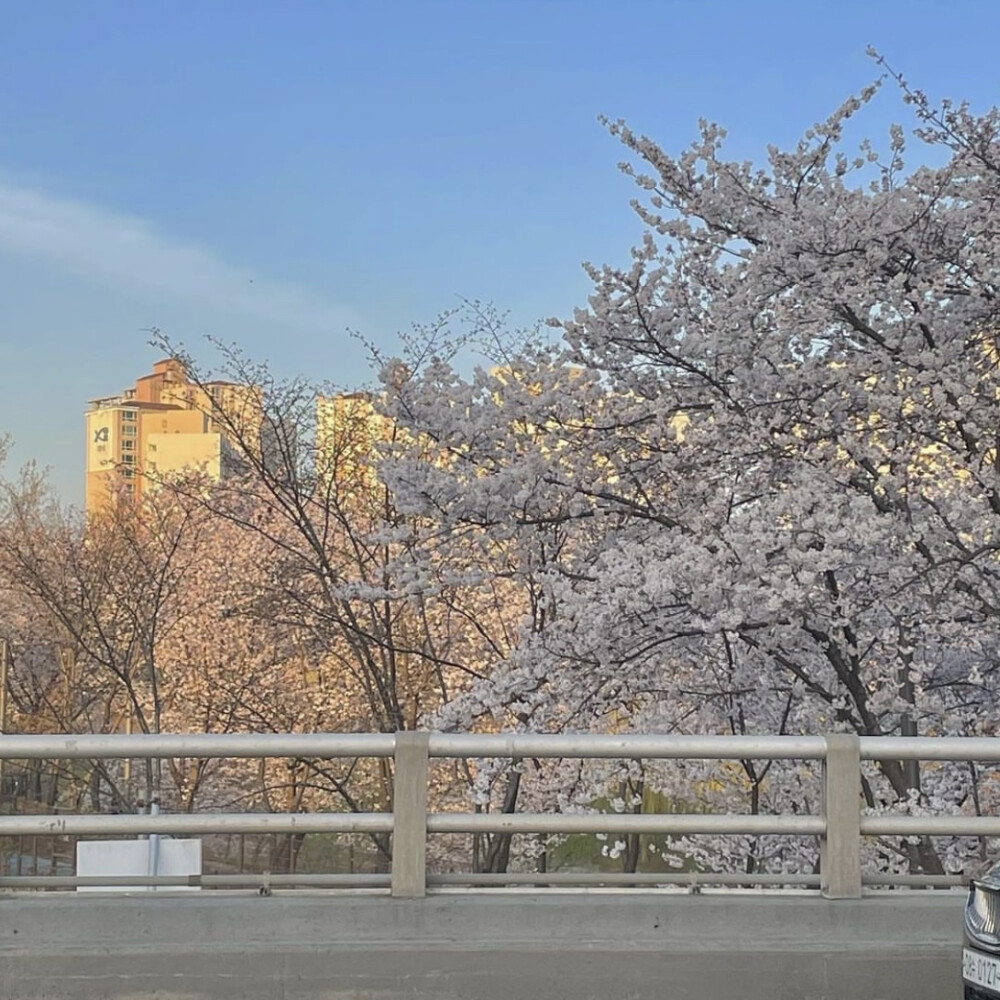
(76, 838, 202, 892)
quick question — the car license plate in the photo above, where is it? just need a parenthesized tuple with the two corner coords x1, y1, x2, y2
(965, 947, 1000, 993)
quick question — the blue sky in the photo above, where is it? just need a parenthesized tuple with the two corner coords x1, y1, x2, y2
(2, 0, 999, 502)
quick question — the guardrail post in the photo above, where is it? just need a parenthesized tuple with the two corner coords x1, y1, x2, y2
(821, 734, 862, 899)
(391, 731, 429, 898)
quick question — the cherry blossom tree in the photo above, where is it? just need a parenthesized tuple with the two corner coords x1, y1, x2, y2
(0, 455, 350, 869)
(383, 60, 1000, 876)
(143, 335, 525, 869)
(0, 465, 224, 812)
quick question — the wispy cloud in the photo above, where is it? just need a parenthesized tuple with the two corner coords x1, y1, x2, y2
(0, 179, 355, 332)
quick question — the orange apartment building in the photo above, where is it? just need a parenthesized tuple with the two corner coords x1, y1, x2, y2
(315, 392, 392, 485)
(85, 359, 256, 514)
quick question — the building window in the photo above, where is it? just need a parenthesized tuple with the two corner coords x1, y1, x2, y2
(122, 454, 135, 464)
(122, 424, 137, 437)
(122, 439, 135, 450)
(122, 410, 137, 421)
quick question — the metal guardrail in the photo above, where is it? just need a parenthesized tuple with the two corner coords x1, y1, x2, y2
(0, 731, 996, 898)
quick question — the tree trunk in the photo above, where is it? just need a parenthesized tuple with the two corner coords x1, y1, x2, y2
(477, 768, 522, 873)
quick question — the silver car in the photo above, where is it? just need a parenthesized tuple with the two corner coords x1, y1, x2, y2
(965, 867, 1000, 998)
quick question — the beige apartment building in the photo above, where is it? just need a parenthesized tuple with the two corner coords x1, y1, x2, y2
(315, 392, 391, 485)
(85, 359, 256, 514)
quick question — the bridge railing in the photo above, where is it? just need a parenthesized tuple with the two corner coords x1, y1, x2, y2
(0, 732, 997, 898)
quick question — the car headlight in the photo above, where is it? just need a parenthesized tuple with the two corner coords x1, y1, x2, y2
(967, 882, 1000, 947)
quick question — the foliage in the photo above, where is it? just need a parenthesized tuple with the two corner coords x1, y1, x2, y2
(382, 58, 1000, 875)
(7, 58, 1000, 878)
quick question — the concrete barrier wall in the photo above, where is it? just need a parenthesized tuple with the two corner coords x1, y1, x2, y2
(0, 890, 967, 1000)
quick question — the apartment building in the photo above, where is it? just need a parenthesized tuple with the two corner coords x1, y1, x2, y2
(315, 392, 391, 485)
(85, 359, 255, 514)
